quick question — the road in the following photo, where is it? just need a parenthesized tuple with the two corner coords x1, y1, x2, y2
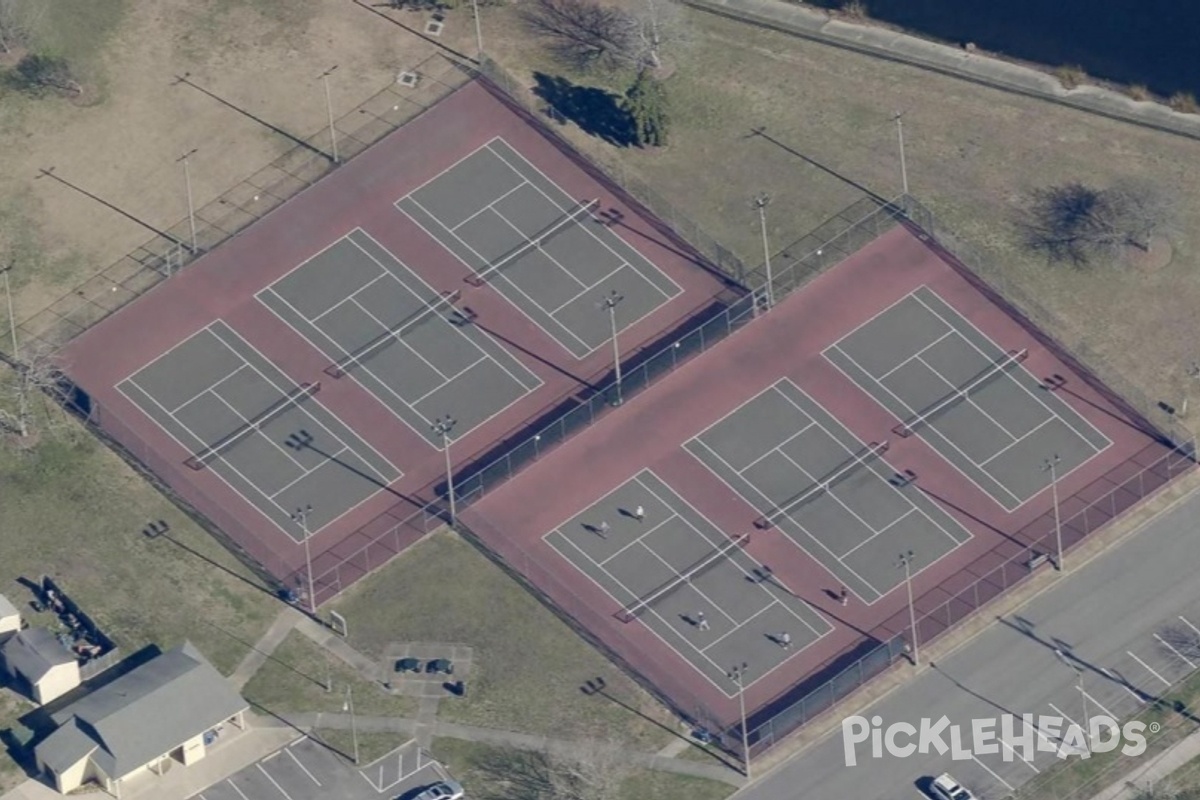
(739, 484, 1200, 800)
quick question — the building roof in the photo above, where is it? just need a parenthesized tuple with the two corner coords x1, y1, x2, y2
(1, 628, 75, 682)
(0, 594, 18, 620)
(37, 642, 247, 780)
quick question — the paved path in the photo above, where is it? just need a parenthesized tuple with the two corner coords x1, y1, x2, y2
(683, 0, 1200, 142)
(267, 712, 741, 785)
(734, 470, 1200, 800)
(1091, 727, 1200, 800)
(227, 606, 305, 691)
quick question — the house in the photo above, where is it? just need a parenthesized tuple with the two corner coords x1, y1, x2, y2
(0, 593, 20, 635)
(0, 627, 81, 704)
(34, 641, 248, 798)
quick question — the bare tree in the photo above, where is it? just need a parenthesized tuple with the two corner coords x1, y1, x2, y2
(523, 0, 637, 72)
(0, 0, 43, 56)
(0, 338, 71, 441)
(1019, 180, 1177, 268)
(547, 738, 632, 800)
(625, 0, 688, 71)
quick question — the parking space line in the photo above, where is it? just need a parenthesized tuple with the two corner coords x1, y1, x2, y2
(257, 763, 295, 800)
(226, 779, 251, 800)
(1180, 615, 1200, 636)
(285, 747, 322, 786)
(971, 752, 1014, 791)
(1102, 667, 1145, 702)
(998, 737, 1039, 772)
(1155, 633, 1197, 669)
(1128, 651, 1172, 686)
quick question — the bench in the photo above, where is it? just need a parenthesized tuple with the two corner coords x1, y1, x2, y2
(1027, 552, 1051, 570)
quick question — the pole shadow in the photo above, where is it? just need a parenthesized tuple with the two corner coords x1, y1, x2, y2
(36, 167, 190, 252)
(142, 520, 280, 601)
(748, 127, 888, 203)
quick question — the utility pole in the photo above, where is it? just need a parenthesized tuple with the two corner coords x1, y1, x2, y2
(1043, 454, 1064, 572)
(753, 194, 774, 308)
(1054, 648, 1091, 745)
(318, 66, 340, 164)
(177, 148, 199, 255)
(470, 0, 484, 61)
(897, 550, 919, 666)
(0, 264, 26, 437)
(342, 685, 360, 764)
(432, 416, 457, 526)
(600, 290, 625, 405)
(292, 505, 317, 614)
(729, 663, 752, 780)
(893, 112, 909, 196)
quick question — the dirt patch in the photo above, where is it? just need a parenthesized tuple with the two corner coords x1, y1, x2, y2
(1127, 233, 1174, 272)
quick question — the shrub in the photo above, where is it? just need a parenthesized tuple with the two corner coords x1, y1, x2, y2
(1054, 65, 1087, 90)
(1127, 84, 1151, 101)
(1169, 92, 1199, 114)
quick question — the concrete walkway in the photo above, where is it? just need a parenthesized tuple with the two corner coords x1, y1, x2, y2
(683, 0, 1200, 142)
(269, 712, 742, 785)
(1090, 727, 1200, 800)
(227, 606, 305, 691)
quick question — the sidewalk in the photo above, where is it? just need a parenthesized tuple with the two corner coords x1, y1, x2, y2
(1091, 728, 1200, 800)
(682, 0, 1200, 142)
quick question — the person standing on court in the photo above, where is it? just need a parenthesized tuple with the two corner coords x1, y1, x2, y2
(779, 632, 792, 649)
(696, 611, 709, 631)
(634, 505, 645, 521)
(597, 521, 610, 538)
(839, 586, 849, 606)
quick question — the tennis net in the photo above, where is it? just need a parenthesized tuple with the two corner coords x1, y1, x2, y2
(895, 348, 1028, 437)
(616, 532, 749, 623)
(756, 441, 890, 530)
(465, 198, 599, 287)
(185, 381, 320, 470)
(325, 290, 462, 379)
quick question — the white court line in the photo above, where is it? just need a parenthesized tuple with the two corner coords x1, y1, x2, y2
(824, 343, 1024, 509)
(971, 752, 1014, 792)
(638, 540, 739, 626)
(450, 180, 532, 233)
(399, 134, 525, 201)
(545, 261, 645, 317)
(1102, 667, 1145, 702)
(1127, 651, 1172, 686)
(252, 234, 380, 313)
(208, 389, 308, 472)
(404, 194, 592, 353)
(876, 329, 958, 381)
(978, 416, 1058, 468)
(736, 419, 818, 475)
(168, 363, 251, 415)
(599, 514, 677, 566)
(837, 508, 920, 559)
(914, 351, 1020, 443)
(634, 470, 828, 638)
(698, 601, 781, 653)
(490, 197, 590, 290)
(1179, 615, 1200, 636)
(484, 140, 685, 299)
(256, 763, 295, 800)
(285, 747, 322, 786)
(266, 445, 353, 500)
(1155, 633, 1197, 669)
(910, 288, 1111, 453)
(348, 295, 451, 382)
(310, 271, 393, 324)
(410, 356, 490, 405)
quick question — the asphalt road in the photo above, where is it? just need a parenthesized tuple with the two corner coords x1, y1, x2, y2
(739, 483, 1200, 800)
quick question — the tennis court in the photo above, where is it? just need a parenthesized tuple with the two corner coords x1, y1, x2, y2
(256, 229, 543, 449)
(544, 469, 831, 694)
(684, 380, 973, 604)
(824, 286, 1111, 511)
(116, 321, 400, 539)
(396, 138, 682, 359)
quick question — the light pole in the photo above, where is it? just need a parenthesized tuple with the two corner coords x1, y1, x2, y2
(318, 66, 340, 164)
(291, 505, 317, 614)
(0, 264, 26, 437)
(729, 662, 752, 780)
(470, 0, 484, 60)
(342, 685, 360, 764)
(753, 193, 774, 308)
(432, 416, 457, 526)
(1043, 454, 1064, 572)
(897, 550, 919, 666)
(176, 148, 199, 255)
(600, 290, 624, 405)
(1054, 648, 1091, 744)
(893, 112, 909, 196)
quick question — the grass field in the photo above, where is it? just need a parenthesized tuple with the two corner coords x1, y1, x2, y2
(431, 738, 736, 800)
(330, 531, 677, 749)
(242, 631, 417, 719)
(479, 4, 1200, 437)
(0, 421, 279, 789)
(312, 729, 410, 768)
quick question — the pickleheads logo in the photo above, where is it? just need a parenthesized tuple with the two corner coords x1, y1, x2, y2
(841, 714, 1155, 766)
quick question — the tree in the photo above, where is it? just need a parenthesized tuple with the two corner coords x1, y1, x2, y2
(523, 0, 638, 72)
(625, 0, 689, 71)
(12, 53, 80, 95)
(0, 338, 72, 442)
(622, 70, 669, 147)
(1019, 180, 1176, 268)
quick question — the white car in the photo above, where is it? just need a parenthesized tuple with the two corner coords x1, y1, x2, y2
(409, 780, 465, 800)
(929, 773, 976, 800)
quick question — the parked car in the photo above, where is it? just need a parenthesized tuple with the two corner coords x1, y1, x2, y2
(928, 773, 976, 800)
(408, 780, 464, 800)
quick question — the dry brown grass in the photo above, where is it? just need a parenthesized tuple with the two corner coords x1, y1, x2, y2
(1169, 91, 1200, 114)
(1127, 83, 1153, 102)
(1054, 64, 1088, 90)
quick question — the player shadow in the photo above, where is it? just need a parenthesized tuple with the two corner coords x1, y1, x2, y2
(746, 567, 874, 636)
(532, 73, 637, 148)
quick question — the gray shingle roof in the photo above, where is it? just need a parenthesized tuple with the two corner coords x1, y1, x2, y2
(1, 628, 75, 682)
(37, 642, 247, 780)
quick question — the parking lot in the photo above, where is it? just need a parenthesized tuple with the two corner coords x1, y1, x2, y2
(192, 737, 448, 800)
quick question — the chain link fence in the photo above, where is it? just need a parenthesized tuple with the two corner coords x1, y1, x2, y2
(7, 52, 473, 357)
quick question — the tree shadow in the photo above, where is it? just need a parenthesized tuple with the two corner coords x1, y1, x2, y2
(533, 72, 636, 147)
